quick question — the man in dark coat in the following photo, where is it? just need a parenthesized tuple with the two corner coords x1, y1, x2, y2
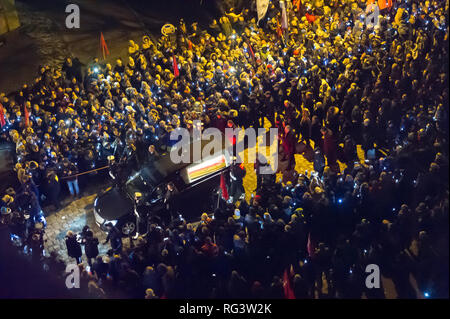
(92, 256, 108, 280)
(164, 182, 179, 222)
(82, 230, 99, 266)
(146, 145, 160, 164)
(104, 223, 123, 254)
(230, 161, 246, 202)
(62, 159, 80, 198)
(313, 146, 326, 177)
(44, 170, 61, 210)
(65, 230, 82, 264)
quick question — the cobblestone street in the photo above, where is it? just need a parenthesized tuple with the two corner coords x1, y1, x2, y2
(42, 194, 108, 266)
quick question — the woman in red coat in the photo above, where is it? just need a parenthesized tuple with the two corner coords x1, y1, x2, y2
(282, 125, 297, 171)
(321, 127, 337, 168)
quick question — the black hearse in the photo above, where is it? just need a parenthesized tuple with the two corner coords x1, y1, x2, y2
(94, 137, 232, 236)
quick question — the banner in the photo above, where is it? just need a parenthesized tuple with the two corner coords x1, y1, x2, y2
(280, 0, 288, 30)
(256, 0, 270, 23)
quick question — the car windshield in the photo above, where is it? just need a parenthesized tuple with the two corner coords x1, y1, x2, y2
(125, 166, 166, 199)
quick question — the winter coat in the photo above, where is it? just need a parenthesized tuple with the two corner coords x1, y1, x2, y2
(84, 237, 99, 258)
(66, 236, 82, 258)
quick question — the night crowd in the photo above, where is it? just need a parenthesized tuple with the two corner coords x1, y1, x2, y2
(0, 0, 448, 298)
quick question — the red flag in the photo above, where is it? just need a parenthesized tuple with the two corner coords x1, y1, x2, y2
(100, 32, 110, 60)
(23, 105, 29, 127)
(220, 172, 229, 201)
(247, 42, 255, 60)
(276, 19, 283, 37)
(172, 54, 179, 78)
(293, 0, 301, 11)
(283, 268, 296, 299)
(0, 104, 6, 128)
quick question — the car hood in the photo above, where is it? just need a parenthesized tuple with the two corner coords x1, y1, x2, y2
(94, 186, 133, 221)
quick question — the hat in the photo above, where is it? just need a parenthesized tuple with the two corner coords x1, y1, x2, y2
(145, 289, 156, 298)
(2, 195, 13, 204)
(314, 187, 324, 194)
(5, 188, 15, 197)
(1, 207, 11, 215)
(35, 222, 44, 230)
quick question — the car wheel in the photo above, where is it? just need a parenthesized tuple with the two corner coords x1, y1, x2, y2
(121, 220, 136, 236)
